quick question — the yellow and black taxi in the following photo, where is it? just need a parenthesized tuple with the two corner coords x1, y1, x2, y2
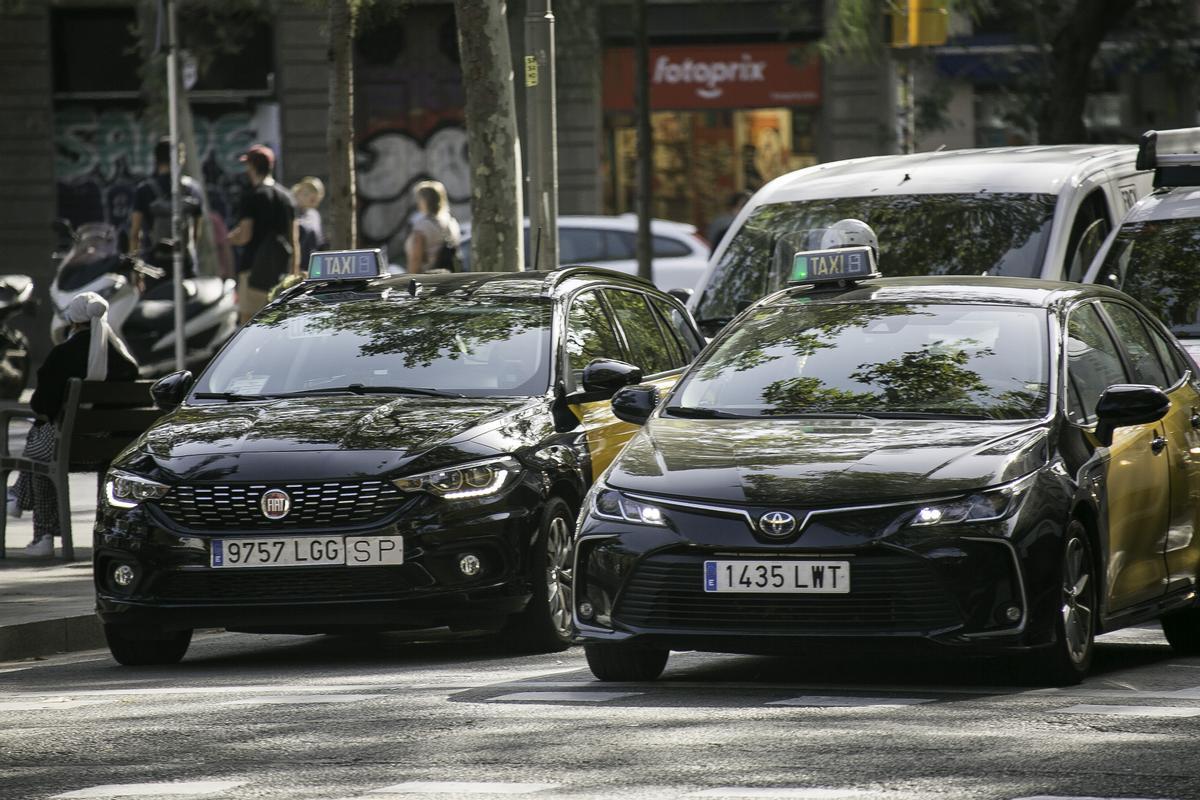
(94, 250, 703, 665)
(575, 244, 1200, 685)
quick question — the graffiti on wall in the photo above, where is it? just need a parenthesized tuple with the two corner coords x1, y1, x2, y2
(54, 106, 267, 235)
(356, 123, 470, 261)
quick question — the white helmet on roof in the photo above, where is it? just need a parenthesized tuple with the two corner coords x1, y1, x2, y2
(818, 219, 879, 258)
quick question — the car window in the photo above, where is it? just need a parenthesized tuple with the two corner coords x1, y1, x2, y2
(695, 193, 1058, 332)
(605, 230, 635, 260)
(1065, 303, 1131, 425)
(1141, 312, 1191, 386)
(649, 295, 704, 362)
(560, 228, 608, 263)
(1065, 190, 1110, 283)
(604, 289, 676, 375)
(1100, 302, 1170, 388)
(1100, 217, 1200, 339)
(564, 290, 624, 389)
(653, 235, 692, 258)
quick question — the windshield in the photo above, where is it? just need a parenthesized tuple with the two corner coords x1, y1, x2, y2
(695, 194, 1057, 330)
(193, 293, 553, 399)
(671, 302, 1049, 420)
(1101, 218, 1200, 337)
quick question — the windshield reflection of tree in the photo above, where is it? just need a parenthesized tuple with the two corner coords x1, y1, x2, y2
(697, 193, 1055, 323)
(1108, 220, 1200, 333)
(689, 304, 1047, 419)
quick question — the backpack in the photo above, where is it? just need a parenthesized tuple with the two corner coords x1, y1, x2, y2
(433, 233, 461, 272)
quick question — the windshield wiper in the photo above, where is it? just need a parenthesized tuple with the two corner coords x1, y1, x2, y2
(663, 405, 748, 419)
(866, 410, 992, 420)
(192, 391, 270, 402)
(763, 411, 882, 420)
(279, 384, 466, 399)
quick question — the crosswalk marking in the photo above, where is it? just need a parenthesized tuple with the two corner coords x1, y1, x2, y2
(53, 782, 246, 798)
(368, 781, 558, 795)
(220, 694, 378, 706)
(1058, 703, 1200, 717)
(491, 690, 642, 703)
(767, 696, 935, 708)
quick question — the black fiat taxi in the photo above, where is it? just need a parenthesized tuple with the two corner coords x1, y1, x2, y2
(575, 245, 1200, 685)
(95, 250, 703, 665)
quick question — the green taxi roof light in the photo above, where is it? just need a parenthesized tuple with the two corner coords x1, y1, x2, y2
(787, 245, 880, 287)
(307, 249, 385, 281)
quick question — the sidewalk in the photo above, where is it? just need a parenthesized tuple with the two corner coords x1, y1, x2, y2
(0, 471, 104, 661)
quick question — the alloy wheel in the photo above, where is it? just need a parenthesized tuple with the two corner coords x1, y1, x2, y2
(1061, 536, 1093, 665)
(545, 516, 574, 638)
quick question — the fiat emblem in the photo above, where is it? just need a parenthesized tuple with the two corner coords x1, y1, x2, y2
(260, 489, 291, 520)
(759, 510, 797, 537)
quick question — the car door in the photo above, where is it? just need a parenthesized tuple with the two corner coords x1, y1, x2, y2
(1066, 302, 1170, 611)
(562, 289, 639, 481)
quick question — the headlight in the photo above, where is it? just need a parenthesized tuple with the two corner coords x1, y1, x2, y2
(908, 473, 1036, 528)
(392, 456, 520, 500)
(588, 485, 667, 527)
(105, 470, 170, 509)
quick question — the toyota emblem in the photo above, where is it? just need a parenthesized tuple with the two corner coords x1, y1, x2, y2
(260, 489, 292, 520)
(758, 510, 797, 537)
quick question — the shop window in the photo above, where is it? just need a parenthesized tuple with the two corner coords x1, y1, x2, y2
(52, 7, 141, 95)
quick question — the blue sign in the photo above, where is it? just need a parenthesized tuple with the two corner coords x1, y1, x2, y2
(308, 249, 384, 280)
(789, 245, 878, 285)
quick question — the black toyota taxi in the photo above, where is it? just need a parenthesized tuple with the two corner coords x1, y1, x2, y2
(575, 245, 1200, 685)
(95, 251, 703, 665)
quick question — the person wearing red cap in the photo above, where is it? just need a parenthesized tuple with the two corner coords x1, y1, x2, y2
(227, 143, 299, 322)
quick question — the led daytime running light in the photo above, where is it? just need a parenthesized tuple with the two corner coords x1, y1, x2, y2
(392, 456, 519, 500)
(105, 470, 170, 509)
(590, 488, 668, 527)
(908, 473, 1037, 528)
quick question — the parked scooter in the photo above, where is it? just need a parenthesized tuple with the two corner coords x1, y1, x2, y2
(0, 275, 36, 399)
(50, 220, 237, 377)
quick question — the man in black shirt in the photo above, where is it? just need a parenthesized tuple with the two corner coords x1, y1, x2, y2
(128, 138, 203, 277)
(228, 144, 299, 323)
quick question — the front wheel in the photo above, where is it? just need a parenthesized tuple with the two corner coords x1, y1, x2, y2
(1162, 608, 1200, 655)
(1023, 523, 1095, 686)
(104, 625, 192, 666)
(501, 498, 575, 654)
(585, 643, 669, 682)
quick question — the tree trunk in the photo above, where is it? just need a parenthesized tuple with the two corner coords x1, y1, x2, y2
(1037, 0, 1137, 144)
(327, 0, 357, 250)
(454, 0, 524, 272)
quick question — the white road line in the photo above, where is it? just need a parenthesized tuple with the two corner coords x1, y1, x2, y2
(1013, 796, 1170, 800)
(767, 696, 935, 708)
(689, 789, 887, 798)
(368, 781, 559, 795)
(53, 781, 246, 798)
(491, 690, 642, 703)
(0, 698, 106, 711)
(219, 694, 379, 706)
(1057, 704, 1200, 717)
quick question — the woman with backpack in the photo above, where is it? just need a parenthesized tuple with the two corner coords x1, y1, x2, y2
(405, 180, 461, 273)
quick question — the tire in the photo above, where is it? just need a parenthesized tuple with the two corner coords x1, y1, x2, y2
(1024, 521, 1096, 686)
(104, 625, 192, 666)
(1162, 608, 1200, 655)
(585, 643, 669, 682)
(501, 497, 575, 654)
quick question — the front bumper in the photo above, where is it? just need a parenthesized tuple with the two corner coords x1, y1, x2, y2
(94, 481, 542, 634)
(573, 490, 1063, 654)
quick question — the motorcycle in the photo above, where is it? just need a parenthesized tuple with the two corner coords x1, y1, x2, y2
(0, 274, 36, 399)
(50, 220, 238, 378)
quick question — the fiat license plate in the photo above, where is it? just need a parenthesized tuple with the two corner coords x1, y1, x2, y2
(704, 560, 850, 594)
(211, 535, 404, 568)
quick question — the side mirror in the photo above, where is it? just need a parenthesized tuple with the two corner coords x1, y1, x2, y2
(581, 359, 643, 399)
(667, 288, 693, 304)
(612, 384, 660, 426)
(1094, 384, 1170, 446)
(151, 370, 194, 411)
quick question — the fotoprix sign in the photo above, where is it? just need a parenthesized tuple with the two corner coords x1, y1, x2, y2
(603, 43, 821, 111)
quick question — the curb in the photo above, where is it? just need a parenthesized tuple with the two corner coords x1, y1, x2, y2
(0, 614, 104, 662)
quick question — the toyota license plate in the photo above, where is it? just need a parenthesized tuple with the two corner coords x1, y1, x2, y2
(704, 560, 850, 594)
(210, 535, 404, 568)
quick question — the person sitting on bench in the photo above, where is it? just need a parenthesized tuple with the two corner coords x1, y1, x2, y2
(8, 292, 138, 556)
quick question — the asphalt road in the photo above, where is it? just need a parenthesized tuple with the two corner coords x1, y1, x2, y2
(1, 625, 1198, 800)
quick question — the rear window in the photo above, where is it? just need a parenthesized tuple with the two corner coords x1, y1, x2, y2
(695, 193, 1057, 332)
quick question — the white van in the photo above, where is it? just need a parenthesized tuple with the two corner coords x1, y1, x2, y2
(690, 146, 1153, 335)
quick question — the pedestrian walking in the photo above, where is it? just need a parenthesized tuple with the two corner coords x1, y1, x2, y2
(291, 176, 327, 271)
(227, 144, 299, 323)
(405, 180, 461, 273)
(128, 137, 203, 278)
(7, 293, 138, 557)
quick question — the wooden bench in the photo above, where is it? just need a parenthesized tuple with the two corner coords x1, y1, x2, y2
(0, 379, 161, 560)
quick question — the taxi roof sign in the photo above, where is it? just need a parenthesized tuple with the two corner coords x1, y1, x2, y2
(788, 245, 879, 287)
(307, 249, 384, 281)
(1138, 128, 1200, 188)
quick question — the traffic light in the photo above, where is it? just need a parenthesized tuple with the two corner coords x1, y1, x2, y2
(889, 0, 949, 48)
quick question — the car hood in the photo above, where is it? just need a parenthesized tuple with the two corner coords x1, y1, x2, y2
(605, 416, 1048, 507)
(138, 395, 533, 463)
